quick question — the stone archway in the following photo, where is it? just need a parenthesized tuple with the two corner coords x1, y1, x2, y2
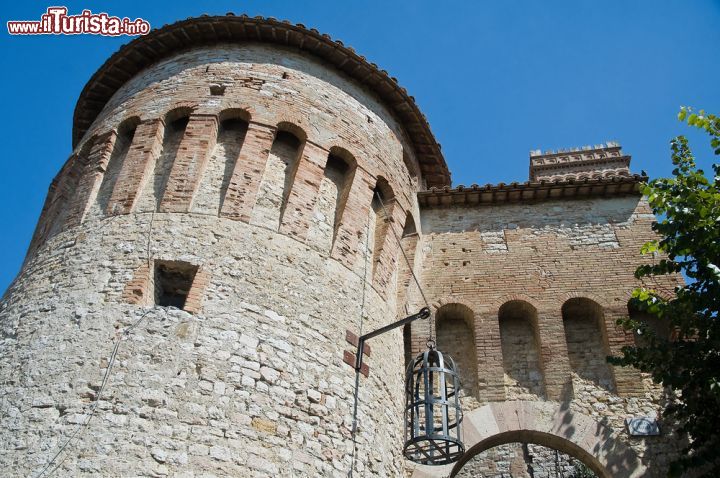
(409, 401, 644, 478)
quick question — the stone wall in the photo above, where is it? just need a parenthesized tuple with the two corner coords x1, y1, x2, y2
(406, 196, 682, 476)
(456, 443, 580, 478)
(1, 43, 423, 477)
(0, 19, 683, 478)
(28, 44, 423, 288)
(2, 214, 411, 477)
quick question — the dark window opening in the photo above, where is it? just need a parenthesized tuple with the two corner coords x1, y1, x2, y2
(154, 261, 198, 309)
(209, 84, 226, 96)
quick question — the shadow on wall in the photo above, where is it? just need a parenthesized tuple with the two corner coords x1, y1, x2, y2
(499, 300, 546, 400)
(396, 212, 419, 317)
(251, 128, 303, 230)
(435, 303, 479, 401)
(447, 402, 644, 478)
(135, 108, 191, 213)
(92, 116, 140, 218)
(192, 113, 248, 215)
(562, 298, 616, 393)
(306, 148, 355, 252)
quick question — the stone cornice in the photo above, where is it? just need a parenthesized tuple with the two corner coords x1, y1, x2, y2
(72, 14, 450, 187)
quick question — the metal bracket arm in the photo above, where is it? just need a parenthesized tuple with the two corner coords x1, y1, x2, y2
(354, 307, 431, 372)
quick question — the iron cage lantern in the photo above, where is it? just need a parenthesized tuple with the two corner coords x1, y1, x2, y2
(349, 306, 465, 469)
(403, 344, 464, 465)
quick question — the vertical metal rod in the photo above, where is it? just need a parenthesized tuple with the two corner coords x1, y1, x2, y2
(348, 307, 430, 477)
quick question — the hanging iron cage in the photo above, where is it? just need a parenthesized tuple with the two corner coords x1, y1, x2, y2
(403, 345, 465, 465)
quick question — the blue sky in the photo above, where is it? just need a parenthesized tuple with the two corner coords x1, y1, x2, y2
(1, 1, 719, 294)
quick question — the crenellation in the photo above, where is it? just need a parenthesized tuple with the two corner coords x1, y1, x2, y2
(529, 142, 631, 181)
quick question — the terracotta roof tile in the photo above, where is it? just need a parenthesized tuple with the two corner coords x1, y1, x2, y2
(418, 174, 647, 207)
(73, 14, 450, 187)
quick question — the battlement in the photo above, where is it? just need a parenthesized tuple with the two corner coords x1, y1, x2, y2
(529, 141, 631, 181)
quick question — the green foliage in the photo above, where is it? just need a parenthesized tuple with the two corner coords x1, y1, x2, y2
(609, 107, 720, 476)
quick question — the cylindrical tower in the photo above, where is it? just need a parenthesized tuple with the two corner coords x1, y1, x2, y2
(0, 15, 450, 477)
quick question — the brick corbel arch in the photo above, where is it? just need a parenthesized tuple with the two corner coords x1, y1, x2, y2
(409, 401, 644, 478)
(217, 107, 252, 123)
(431, 297, 477, 316)
(488, 293, 542, 315)
(275, 120, 308, 142)
(559, 290, 612, 309)
(433, 300, 478, 331)
(162, 101, 198, 120)
(429, 299, 480, 336)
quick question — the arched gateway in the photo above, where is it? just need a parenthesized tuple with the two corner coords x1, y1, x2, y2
(410, 401, 644, 478)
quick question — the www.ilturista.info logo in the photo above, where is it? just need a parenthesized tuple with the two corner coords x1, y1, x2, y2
(7, 7, 151, 36)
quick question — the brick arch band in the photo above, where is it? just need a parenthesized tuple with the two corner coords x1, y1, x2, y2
(409, 401, 644, 478)
(72, 15, 450, 187)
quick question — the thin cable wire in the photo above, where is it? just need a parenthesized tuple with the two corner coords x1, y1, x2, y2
(372, 192, 429, 310)
(373, 191, 433, 343)
(35, 307, 165, 478)
(348, 205, 373, 478)
(357, 213, 371, 337)
(36, 207, 161, 477)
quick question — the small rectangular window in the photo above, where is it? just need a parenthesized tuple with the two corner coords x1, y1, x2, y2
(153, 260, 198, 309)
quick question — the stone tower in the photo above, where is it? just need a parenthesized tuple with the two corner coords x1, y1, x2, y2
(1, 15, 447, 477)
(0, 14, 680, 478)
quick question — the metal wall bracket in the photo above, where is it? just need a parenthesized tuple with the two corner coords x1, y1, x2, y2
(344, 307, 431, 377)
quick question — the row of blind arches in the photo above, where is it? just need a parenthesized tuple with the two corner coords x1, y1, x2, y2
(47, 107, 407, 280)
(88, 109, 354, 228)
(405, 298, 667, 402)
